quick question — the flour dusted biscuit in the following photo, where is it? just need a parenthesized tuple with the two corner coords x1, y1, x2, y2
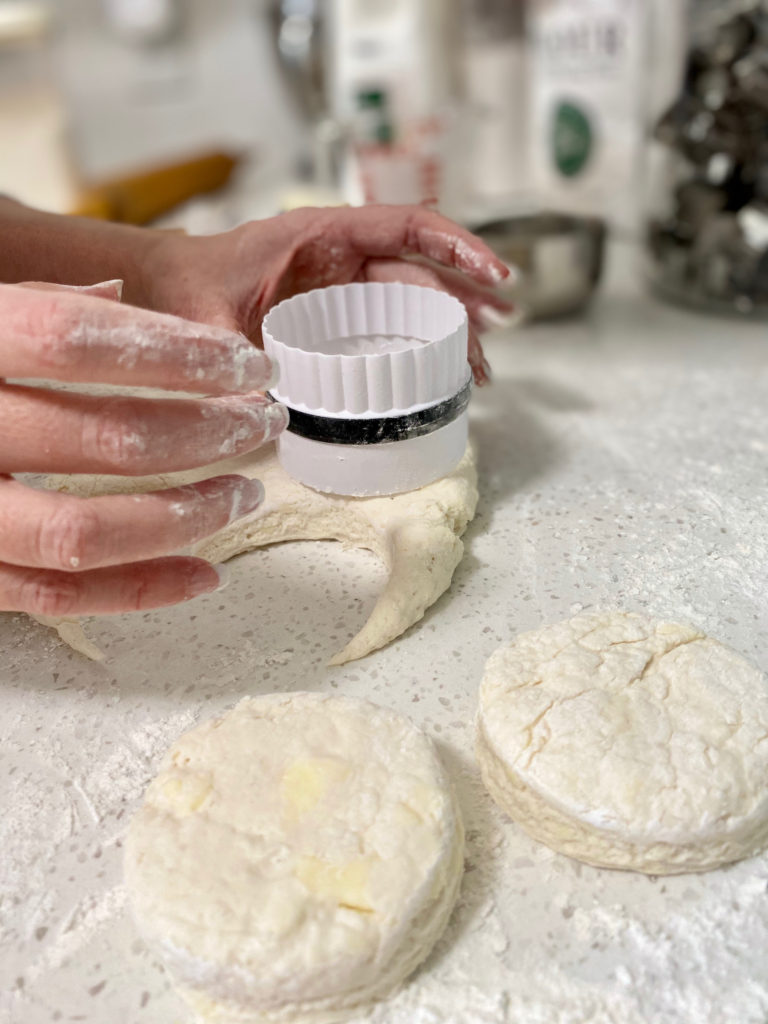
(477, 612, 768, 874)
(125, 693, 464, 1022)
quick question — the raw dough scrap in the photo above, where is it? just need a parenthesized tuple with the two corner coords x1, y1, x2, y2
(42, 443, 478, 665)
(30, 613, 106, 661)
(477, 611, 768, 874)
(125, 691, 464, 1024)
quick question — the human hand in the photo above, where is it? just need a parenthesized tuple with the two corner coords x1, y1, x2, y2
(0, 281, 287, 617)
(139, 205, 515, 386)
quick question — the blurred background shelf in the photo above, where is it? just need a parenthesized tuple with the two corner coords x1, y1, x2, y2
(0, 0, 765, 309)
(0, 0, 669, 226)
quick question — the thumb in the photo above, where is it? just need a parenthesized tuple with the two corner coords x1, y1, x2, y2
(16, 279, 124, 302)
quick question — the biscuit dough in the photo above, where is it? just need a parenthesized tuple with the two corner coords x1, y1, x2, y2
(477, 611, 768, 874)
(125, 692, 464, 1023)
(40, 443, 478, 665)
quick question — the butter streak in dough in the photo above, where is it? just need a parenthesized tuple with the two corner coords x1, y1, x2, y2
(477, 611, 768, 874)
(125, 692, 464, 1023)
(41, 444, 478, 665)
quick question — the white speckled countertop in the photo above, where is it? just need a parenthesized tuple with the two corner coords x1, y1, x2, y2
(2, 247, 768, 1024)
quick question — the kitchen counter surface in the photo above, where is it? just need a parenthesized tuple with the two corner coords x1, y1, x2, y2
(3, 255, 768, 1024)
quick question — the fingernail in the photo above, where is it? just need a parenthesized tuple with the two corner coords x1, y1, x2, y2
(228, 477, 264, 522)
(75, 279, 124, 300)
(238, 346, 279, 392)
(264, 401, 289, 440)
(186, 562, 223, 599)
(266, 355, 280, 389)
(479, 304, 520, 331)
(102, 279, 124, 300)
(473, 358, 492, 386)
(487, 262, 511, 284)
(213, 563, 230, 591)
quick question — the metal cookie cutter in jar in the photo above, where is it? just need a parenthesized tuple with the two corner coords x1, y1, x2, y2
(262, 282, 470, 497)
(647, 1, 768, 317)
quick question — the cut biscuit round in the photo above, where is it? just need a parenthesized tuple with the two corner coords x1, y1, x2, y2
(125, 692, 463, 1022)
(477, 612, 768, 874)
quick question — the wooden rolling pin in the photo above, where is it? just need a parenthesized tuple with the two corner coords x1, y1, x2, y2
(70, 150, 240, 224)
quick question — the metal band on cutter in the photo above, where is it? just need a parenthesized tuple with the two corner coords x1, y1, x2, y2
(269, 379, 472, 446)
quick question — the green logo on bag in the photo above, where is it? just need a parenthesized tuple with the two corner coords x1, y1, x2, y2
(552, 101, 592, 178)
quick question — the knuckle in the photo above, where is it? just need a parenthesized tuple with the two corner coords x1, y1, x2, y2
(37, 501, 101, 571)
(20, 572, 81, 618)
(26, 294, 76, 370)
(85, 398, 149, 471)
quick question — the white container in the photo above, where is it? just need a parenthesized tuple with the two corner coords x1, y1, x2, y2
(526, 0, 648, 232)
(262, 282, 470, 496)
(326, 0, 459, 128)
(326, 0, 465, 215)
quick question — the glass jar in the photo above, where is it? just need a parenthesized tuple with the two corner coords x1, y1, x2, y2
(646, 1, 768, 317)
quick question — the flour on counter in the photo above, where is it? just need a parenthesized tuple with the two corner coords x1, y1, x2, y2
(5, 277, 768, 1023)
